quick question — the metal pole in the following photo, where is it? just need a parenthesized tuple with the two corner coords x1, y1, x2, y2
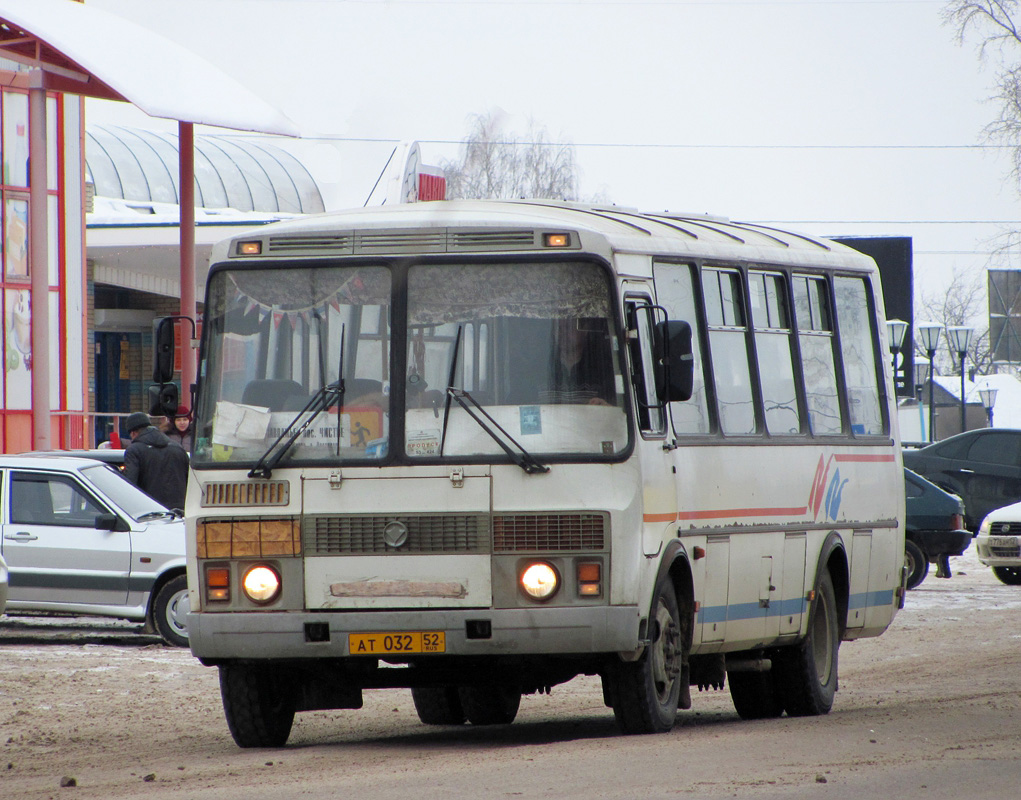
(927, 349, 936, 442)
(959, 352, 967, 434)
(29, 80, 50, 451)
(179, 122, 197, 405)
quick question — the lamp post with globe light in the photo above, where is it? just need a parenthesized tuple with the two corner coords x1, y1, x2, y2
(917, 322, 942, 442)
(914, 359, 931, 441)
(979, 386, 998, 428)
(886, 319, 908, 395)
(946, 326, 974, 434)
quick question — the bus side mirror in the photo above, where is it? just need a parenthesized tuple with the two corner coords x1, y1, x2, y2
(656, 319, 694, 403)
(148, 383, 179, 417)
(153, 317, 176, 384)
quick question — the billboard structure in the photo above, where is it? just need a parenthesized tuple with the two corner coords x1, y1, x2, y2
(988, 269, 1021, 365)
(832, 236, 914, 397)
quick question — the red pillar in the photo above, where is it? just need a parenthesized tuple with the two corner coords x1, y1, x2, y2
(179, 121, 197, 403)
(29, 79, 50, 450)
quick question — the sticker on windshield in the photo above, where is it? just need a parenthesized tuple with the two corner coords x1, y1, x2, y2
(520, 405, 542, 435)
(407, 429, 441, 456)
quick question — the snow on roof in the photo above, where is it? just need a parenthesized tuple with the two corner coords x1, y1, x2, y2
(933, 372, 1021, 429)
(0, 0, 299, 136)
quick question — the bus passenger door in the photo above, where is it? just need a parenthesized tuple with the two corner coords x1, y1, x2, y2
(623, 289, 677, 557)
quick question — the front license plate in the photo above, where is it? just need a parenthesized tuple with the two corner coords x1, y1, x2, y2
(348, 631, 446, 656)
(988, 536, 1018, 548)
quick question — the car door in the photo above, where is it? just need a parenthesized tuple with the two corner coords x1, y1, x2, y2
(1, 468, 131, 608)
(956, 433, 1021, 527)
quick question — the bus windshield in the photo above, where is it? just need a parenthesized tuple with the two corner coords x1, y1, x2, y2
(193, 260, 628, 467)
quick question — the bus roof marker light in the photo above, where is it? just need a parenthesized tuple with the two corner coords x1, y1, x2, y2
(543, 233, 570, 248)
(238, 241, 262, 255)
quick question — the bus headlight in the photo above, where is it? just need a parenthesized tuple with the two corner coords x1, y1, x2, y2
(242, 565, 281, 604)
(520, 562, 559, 600)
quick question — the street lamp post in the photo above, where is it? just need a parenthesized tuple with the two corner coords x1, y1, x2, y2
(917, 322, 942, 442)
(946, 326, 974, 434)
(886, 318, 908, 395)
(914, 359, 932, 441)
(979, 386, 998, 428)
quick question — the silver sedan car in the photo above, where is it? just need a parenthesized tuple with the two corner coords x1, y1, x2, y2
(0, 454, 188, 645)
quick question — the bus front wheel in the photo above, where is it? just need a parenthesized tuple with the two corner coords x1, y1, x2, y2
(775, 569, 840, 716)
(608, 578, 683, 734)
(219, 663, 296, 748)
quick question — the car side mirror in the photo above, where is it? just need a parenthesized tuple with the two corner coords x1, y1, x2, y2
(95, 513, 126, 532)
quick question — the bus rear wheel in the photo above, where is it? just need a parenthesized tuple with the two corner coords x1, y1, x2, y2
(774, 569, 840, 717)
(608, 578, 683, 734)
(411, 687, 466, 725)
(728, 668, 784, 720)
(458, 685, 521, 725)
(219, 663, 296, 748)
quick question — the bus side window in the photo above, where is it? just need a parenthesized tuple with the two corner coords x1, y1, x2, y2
(792, 275, 843, 435)
(652, 262, 710, 435)
(625, 297, 667, 436)
(749, 271, 801, 435)
(703, 268, 756, 436)
(833, 276, 885, 435)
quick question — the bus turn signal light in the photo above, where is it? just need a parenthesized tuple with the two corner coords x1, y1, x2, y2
(577, 562, 601, 597)
(206, 567, 230, 602)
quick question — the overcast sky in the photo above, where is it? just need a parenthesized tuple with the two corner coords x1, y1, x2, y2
(83, 0, 1021, 323)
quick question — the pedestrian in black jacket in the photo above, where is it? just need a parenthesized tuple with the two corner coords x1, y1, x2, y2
(123, 412, 189, 511)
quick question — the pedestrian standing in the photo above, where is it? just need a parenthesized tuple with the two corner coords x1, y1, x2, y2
(123, 412, 189, 511)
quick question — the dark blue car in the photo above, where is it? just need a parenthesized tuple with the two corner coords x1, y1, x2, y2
(904, 468, 972, 589)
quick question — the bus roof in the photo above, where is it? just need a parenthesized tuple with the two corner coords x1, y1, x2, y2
(210, 199, 876, 273)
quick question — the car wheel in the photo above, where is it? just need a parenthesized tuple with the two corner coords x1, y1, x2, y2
(152, 574, 189, 647)
(773, 569, 840, 717)
(904, 540, 929, 590)
(219, 663, 296, 748)
(992, 566, 1021, 586)
(411, 687, 466, 725)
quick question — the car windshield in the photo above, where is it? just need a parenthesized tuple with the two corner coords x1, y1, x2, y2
(81, 464, 169, 520)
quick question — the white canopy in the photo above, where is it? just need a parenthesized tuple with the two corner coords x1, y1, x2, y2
(0, 0, 299, 136)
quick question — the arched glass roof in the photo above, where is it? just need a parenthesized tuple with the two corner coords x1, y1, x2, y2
(85, 125, 324, 214)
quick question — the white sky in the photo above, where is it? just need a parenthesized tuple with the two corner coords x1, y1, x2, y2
(83, 0, 1021, 320)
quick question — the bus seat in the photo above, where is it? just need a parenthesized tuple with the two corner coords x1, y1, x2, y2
(241, 379, 305, 412)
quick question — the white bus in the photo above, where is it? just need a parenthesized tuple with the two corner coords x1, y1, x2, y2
(179, 200, 905, 747)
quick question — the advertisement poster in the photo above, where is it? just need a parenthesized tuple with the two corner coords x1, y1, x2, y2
(4, 288, 32, 409)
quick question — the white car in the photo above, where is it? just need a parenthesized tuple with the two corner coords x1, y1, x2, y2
(974, 501, 1021, 586)
(0, 454, 188, 645)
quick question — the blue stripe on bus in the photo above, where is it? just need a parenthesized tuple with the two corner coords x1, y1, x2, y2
(697, 590, 894, 624)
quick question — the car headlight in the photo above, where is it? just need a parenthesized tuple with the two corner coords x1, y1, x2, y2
(242, 565, 281, 604)
(520, 562, 559, 600)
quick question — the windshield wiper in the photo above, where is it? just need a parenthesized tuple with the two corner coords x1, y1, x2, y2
(248, 380, 346, 478)
(445, 387, 549, 475)
(249, 325, 347, 479)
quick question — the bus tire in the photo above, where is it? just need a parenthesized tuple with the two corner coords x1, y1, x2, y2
(608, 577, 683, 734)
(411, 687, 466, 725)
(152, 574, 189, 647)
(458, 685, 521, 725)
(219, 663, 296, 748)
(776, 569, 840, 717)
(728, 669, 784, 720)
(904, 540, 928, 590)
(992, 566, 1021, 585)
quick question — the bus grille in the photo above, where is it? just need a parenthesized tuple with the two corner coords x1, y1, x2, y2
(305, 514, 490, 554)
(201, 481, 290, 507)
(493, 513, 607, 552)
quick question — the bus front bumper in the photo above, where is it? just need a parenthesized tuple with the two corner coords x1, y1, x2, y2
(187, 605, 642, 662)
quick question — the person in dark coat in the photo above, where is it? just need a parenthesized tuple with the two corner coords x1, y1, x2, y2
(123, 412, 189, 511)
(163, 406, 193, 451)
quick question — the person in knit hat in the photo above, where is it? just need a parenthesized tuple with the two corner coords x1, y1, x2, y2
(123, 412, 189, 511)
